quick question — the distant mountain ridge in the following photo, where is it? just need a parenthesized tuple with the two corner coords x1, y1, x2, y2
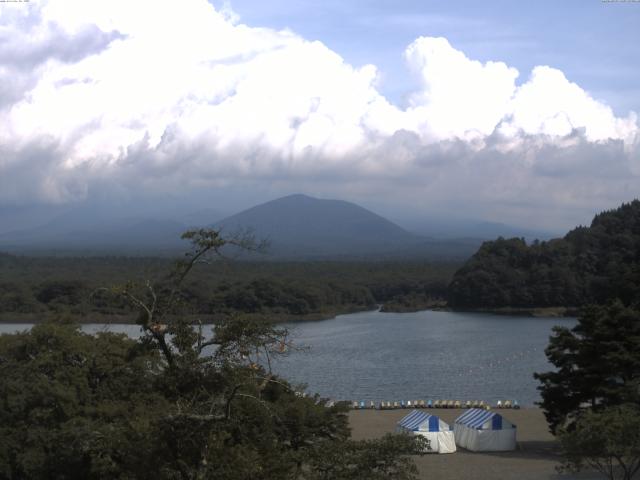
(405, 218, 555, 241)
(0, 204, 226, 254)
(0, 194, 483, 259)
(0, 217, 189, 254)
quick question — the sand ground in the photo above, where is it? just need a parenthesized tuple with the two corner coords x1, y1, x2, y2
(349, 408, 604, 480)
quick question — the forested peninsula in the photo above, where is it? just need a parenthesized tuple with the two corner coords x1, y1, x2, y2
(0, 257, 455, 323)
(448, 200, 640, 311)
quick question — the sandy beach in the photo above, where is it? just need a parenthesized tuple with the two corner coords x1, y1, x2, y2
(349, 408, 603, 480)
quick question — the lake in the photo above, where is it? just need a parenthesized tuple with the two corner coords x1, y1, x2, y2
(0, 309, 575, 406)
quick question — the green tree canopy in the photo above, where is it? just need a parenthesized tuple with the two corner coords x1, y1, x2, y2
(0, 229, 425, 479)
(535, 302, 640, 434)
(558, 404, 640, 480)
(449, 199, 640, 309)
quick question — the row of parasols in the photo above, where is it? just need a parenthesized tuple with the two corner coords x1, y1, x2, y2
(350, 399, 520, 410)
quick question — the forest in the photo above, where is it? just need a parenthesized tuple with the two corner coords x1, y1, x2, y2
(0, 254, 456, 323)
(448, 200, 640, 309)
(0, 230, 428, 479)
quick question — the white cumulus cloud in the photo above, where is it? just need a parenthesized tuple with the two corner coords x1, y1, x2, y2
(0, 0, 638, 229)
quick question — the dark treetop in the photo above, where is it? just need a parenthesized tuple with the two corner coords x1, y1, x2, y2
(448, 200, 640, 309)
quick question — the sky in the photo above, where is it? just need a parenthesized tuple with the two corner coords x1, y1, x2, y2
(0, 0, 639, 232)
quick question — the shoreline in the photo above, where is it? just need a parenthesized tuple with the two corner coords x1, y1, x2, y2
(0, 305, 379, 326)
(0, 304, 580, 325)
(450, 306, 581, 318)
(417, 305, 580, 318)
(349, 408, 599, 480)
(0, 303, 580, 325)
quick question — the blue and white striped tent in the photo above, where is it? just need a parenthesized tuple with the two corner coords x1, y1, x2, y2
(454, 408, 516, 451)
(396, 410, 456, 453)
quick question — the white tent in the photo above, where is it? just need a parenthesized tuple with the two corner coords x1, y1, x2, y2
(453, 408, 516, 452)
(396, 410, 456, 454)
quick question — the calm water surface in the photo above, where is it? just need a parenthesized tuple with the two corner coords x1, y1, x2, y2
(0, 310, 575, 406)
(273, 309, 575, 406)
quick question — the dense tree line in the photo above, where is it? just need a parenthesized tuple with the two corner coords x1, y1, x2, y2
(525, 201, 640, 478)
(0, 322, 426, 479)
(535, 301, 640, 434)
(0, 230, 426, 479)
(449, 200, 640, 309)
(535, 302, 640, 480)
(0, 254, 456, 322)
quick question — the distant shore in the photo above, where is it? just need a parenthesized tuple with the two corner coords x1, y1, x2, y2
(0, 303, 579, 325)
(382, 303, 580, 317)
(0, 305, 376, 325)
(449, 306, 581, 318)
(349, 408, 599, 480)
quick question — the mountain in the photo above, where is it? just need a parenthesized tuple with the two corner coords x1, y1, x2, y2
(215, 194, 418, 257)
(0, 216, 189, 254)
(0, 204, 71, 235)
(0, 194, 482, 259)
(448, 199, 640, 309)
(0, 200, 230, 255)
(399, 216, 556, 241)
(215, 194, 479, 259)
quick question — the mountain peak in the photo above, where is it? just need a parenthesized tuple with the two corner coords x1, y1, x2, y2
(215, 195, 421, 258)
(279, 193, 314, 201)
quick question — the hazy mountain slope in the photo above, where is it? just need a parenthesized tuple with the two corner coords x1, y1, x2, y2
(215, 194, 428, 257)
(400, 217, 556, 241)
(0, 204, 72, 235)
(0, 200, 231, 254)
(0, 194, 480, 259)
(0, 216, 189, 254)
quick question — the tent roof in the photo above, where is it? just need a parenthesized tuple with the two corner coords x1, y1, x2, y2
(397, 410, 446, 432)
(455, 408, 514, 430)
